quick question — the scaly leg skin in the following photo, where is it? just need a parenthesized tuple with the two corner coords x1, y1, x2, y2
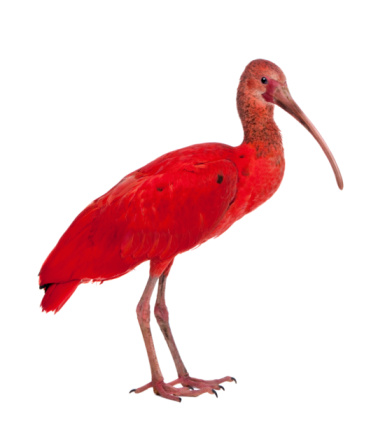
(131, 275, 219, 402)
(153, 272, 236, 395)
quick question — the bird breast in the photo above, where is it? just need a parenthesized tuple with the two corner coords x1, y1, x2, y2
(212, 144, 285, 237)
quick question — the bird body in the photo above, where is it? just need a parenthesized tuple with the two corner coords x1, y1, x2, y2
(39, 60, 342, 401)
(40, 140, 284, 311)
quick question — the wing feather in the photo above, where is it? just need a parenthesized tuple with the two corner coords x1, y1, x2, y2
(39, 158, 238, 285)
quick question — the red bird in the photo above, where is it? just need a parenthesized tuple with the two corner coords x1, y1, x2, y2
(39, 60, 343, 401)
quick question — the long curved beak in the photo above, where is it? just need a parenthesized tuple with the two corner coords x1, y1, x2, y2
(273, 85, 344, 190)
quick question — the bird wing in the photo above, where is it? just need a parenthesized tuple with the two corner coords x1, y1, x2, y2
(39, 158, 238, 285)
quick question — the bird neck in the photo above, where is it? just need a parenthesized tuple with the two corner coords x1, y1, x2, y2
(237, 92, 282, 157)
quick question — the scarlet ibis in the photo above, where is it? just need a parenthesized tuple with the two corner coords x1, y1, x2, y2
(39, 59, 343, 402)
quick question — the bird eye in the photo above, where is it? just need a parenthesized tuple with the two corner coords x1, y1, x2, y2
(261, 77, 268, 84)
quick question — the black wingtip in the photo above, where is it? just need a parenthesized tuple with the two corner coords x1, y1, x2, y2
(39, 283, 52, 292)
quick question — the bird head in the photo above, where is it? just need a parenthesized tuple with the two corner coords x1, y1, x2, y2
(238, 59, 343, 190)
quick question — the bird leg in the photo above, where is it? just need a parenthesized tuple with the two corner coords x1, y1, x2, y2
(154, 273, 188, 377)
(154, 273, 236, 393)
(134, 276, 163, 384)
(132, 275, 218, 402)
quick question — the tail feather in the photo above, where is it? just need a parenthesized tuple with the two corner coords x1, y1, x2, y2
(41, 281, 80, 313)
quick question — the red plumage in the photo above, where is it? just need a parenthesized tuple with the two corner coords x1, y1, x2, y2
(39, 144, 242, 310)
(40, 281, 80, 313)
(39, 60, 342, 401)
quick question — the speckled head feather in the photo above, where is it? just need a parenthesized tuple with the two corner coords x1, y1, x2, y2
(237, 59, 286, 146)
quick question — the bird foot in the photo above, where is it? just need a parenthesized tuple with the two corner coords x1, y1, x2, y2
(130, 379, 216, 402)
(170, 374, 236, 391)
(130, 375, 236, 402)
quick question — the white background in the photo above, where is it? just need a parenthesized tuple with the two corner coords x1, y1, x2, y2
(1, 1, 391, 436)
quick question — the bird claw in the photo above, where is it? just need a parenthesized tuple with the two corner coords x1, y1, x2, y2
(130, 375, 236, 401)
(129, 379, 217, 401)
(169, 375, 235, 393)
